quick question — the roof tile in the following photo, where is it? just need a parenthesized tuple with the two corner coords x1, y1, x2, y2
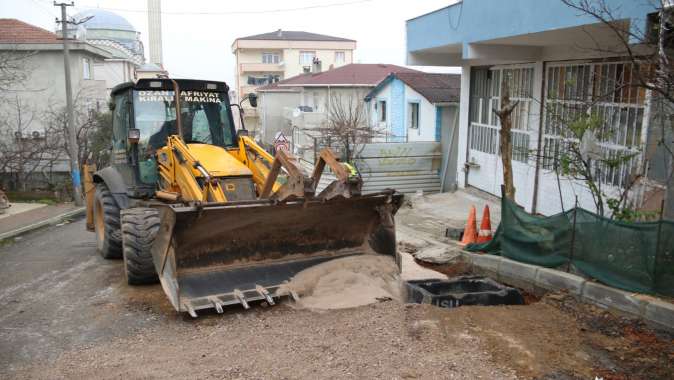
(395, 72, 460, 103)
(258, 64, 420, 90)
(0, 19, 60, 44)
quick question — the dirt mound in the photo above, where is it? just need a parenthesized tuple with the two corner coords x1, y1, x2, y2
(278, 255, 402, 310)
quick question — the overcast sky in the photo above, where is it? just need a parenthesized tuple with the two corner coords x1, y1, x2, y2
(0, 0, 459, 84)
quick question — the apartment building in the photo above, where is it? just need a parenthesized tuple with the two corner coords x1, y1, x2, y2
(231, 29, 356, 133)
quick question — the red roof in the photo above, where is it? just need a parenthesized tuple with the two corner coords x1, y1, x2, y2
(259, 64, 420, 90)
(395, 72, 461, 103)
(0, 19, 60, 44)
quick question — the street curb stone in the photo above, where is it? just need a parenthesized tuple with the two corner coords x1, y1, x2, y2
(0, 207, 85, 241)
(535, 267, 586, 296)
(462, 251, 674, 332)
(643, 299, 674, 331)
(467, 252, 501, 278)
(581, 281, 647, 316)
(498, 257, 539, 293)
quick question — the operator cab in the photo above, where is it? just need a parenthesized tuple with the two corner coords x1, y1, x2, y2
(109, 79, 238, 187)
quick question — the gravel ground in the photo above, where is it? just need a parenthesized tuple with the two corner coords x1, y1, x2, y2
(9, 301, 517, 380)
(3, 202, 672, 379)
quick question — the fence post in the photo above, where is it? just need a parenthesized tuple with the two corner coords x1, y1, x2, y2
(654, 199, 665, 292)
(567, 196, 578, 273)
(313, 137, 318, 164)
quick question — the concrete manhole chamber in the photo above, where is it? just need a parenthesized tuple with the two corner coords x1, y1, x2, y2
(405, 276, 524, 308)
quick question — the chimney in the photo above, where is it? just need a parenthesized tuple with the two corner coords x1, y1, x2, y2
(276, 29, 282, 37)
(312, 57, 322, 73)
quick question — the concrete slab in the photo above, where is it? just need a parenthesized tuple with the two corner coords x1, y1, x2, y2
(0, 203, 46, 220)
(498, 257, 539, 292)
(535, 267, 586, 296)
(399, 251, 447, 281)
(413, 245, 463, 264)
(582, 282, 647, 316)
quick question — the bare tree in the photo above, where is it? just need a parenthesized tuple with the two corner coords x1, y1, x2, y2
(493, 78, 520, 200)
(43, 89, 110, 173)
(319, 91, 383, 163)
(0, 49, 37, 93)
(0, 96, 63, 190)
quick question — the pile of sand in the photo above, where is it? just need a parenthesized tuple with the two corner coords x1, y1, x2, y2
(278, 255, 402, 310)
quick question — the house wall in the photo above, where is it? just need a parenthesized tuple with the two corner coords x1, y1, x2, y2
(258, 86, 370, 147)
(233, 39, 355, 135)
(367, 79, 441, 143)
(258, 91, 301, 145)
(0, 49, 108, 134)
(0, 48, 108, 190)
(406, 1, 664, 216)
(457, 52, 648, 215)
(439, 104, 460, 191)
(233, 40, 355, 100)
(93, 59, 136, 94)
(405, 85, 437, 142)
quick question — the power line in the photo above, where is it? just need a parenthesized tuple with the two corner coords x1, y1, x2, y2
(29, 0, 59, 18)
(72, 0, 376, 16)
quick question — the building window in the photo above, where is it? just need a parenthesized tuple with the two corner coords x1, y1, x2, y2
(335, 51, 345, 64)
(469, 66, 534, 163)
(83, 58, 91, 79)
(541, 61, 646, 187)
(247, 75, 280, 86)
(262, 52, 280, 64)
(408, 102, 419, 129)
(299, 51, 316, 65)
(377, 100, 386, 122)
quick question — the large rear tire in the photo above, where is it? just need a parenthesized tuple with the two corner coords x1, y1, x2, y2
(121, 207, 160, 285)
(94, 183, 123, 259)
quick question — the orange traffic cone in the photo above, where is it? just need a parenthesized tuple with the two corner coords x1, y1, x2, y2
(476, 205, 493, 243)
(459, 206, 478, 246)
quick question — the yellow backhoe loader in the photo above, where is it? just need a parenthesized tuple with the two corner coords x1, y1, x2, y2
(85, 78, 403, 317)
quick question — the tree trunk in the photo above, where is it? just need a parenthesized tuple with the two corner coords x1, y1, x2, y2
(499, 112, 515, 200)
(493, 78, 518, 200)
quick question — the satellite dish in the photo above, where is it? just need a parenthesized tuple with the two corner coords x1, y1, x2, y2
(580, 130, 602, 161)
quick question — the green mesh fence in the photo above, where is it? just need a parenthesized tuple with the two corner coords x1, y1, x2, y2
(466, 197, 674, 297)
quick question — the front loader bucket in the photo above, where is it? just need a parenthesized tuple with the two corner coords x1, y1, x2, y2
(151, 190, 403, 316)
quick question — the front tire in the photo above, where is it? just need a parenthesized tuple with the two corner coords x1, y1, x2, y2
(94, 183, 123, 259)
(121, 208, 160, 285)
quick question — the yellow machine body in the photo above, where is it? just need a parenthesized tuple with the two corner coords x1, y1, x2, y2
(85, 78, 403, 317)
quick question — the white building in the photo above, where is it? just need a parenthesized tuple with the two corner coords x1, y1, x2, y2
(63, 9, 147, 93)
(406, 0, 672, 217)
(0, 19, 110, 190)
(255, 63, 420, 146)
(231, 30, 356, 131)
(364, 72, 460, 143)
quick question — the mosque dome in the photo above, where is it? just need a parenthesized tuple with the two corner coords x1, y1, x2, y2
(66, 9, 144, 64)
(73, 9, 135, 32)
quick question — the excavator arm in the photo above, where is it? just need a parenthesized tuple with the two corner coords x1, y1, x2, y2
(156, 135, 227, 203)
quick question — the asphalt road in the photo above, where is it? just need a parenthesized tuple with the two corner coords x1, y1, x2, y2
(0, 217, 174, 375)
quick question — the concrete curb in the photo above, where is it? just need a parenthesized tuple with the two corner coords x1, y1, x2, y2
(0, 207, 86, 241)
(463, 252, 674, 332)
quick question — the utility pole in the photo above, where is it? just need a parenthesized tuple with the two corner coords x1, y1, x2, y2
(54, 1, 83, 206)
